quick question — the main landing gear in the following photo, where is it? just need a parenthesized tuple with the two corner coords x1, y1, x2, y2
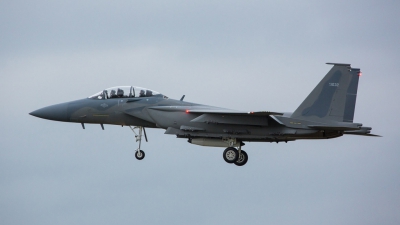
(222, 144, 248, 166)
(130, 126, 148, 160)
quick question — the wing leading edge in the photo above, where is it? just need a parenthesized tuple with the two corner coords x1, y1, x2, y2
(148, 105, 283, 116)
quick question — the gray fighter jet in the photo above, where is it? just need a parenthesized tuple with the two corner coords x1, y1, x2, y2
(30, 63, 379, 166)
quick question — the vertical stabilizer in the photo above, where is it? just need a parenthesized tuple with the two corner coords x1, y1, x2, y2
(291, 63, 360, 123)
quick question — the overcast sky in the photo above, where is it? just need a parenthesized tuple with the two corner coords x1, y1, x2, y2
(1, 1, 400, 225)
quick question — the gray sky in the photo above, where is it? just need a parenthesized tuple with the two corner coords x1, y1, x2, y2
(1, 1, 399, 224)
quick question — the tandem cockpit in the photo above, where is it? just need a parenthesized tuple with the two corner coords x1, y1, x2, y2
(88, 86, 165, 100)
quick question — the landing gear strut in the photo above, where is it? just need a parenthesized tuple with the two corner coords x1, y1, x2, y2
(234, 149, 248, 166)
(130, 126, 148, 160)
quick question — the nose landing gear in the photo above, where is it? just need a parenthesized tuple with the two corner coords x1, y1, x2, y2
(130, 126, 148, 160)
(135, 150, 145, 160)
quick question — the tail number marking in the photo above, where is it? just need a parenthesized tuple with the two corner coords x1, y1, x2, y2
(329, 83, 339, 87)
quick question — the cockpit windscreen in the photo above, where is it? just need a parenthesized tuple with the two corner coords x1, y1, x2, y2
(88, 86, 163, 100)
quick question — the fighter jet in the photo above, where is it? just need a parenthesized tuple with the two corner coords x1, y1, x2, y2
(30, 63, 379, 166)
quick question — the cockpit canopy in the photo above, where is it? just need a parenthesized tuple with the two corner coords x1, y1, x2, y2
(88, 86, 164, 100)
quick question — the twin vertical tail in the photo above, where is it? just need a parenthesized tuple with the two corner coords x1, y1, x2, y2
(291, 63, 361, 123)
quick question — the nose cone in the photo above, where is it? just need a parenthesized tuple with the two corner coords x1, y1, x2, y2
(30, 102, 69, 122)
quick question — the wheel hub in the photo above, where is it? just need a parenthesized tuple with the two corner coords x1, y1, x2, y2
(225, 150, 237, 160)
(237, 153, 244, 163)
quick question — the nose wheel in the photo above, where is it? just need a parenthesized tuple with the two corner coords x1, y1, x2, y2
(130, 126, 148, 160)
(135, 150, 145, 160)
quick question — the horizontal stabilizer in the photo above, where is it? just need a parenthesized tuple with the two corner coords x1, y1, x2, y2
(343, 126, 381, 136)
(344, 133, 382, 137)
(308, 125, 361, 131)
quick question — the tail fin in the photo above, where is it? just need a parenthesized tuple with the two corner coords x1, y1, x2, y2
(291, 63, 360, 123)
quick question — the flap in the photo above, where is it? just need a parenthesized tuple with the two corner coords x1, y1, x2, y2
(188, 110, 283, 116)
(191, 113, 268, 126)
(180, 125, 205, 131)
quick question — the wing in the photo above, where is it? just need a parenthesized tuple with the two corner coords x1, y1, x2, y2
(148, 105, 285, 140)
(148, 105, 283, 126)
(148, 105, 282, 115)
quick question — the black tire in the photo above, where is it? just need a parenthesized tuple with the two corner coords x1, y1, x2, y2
(135, 150, 145, 160)
(223, 147, 239, 163)
(234, 150, 248, 166)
